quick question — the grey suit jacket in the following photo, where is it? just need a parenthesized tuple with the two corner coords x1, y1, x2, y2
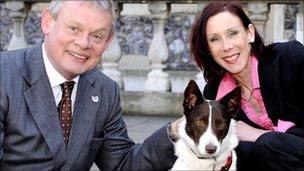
(0, 43, 176, 171)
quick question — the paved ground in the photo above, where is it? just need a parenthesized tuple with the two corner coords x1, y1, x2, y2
(123, 115, 178, 142)
(90, 115, 178, 170)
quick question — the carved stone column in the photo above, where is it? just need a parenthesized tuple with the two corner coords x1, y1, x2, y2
(6, 1, 29, 50)
(268, 4, 286, 43)
(195, 2, 208, 92)
(195, 70, 206, 92)
(247, 3, 269, 38)
(102, 2, 124, 89)
(296, 2, 304, 44)
(196, 2, 206, 12)
(145, 2, 171, 92)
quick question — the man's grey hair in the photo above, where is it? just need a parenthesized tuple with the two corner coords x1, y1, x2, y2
(49, 0, 116, 34)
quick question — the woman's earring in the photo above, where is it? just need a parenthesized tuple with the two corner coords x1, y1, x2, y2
(249, 39, 254, 43)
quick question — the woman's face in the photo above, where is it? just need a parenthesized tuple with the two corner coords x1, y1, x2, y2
(206, 11, 255, 75)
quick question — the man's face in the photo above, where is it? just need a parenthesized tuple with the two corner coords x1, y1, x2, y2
(42, 1, 113, 80)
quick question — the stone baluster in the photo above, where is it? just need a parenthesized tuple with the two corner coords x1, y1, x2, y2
(265, 4, 286, 43)
(195, 2, 207, 92)
(195, 70, 206, 93)
(247, 3, 269, 38)
(145, 2, 171, 92)
(102, 2, 124, 89)
(196, 2, 206, 12)
(6, 1, 29, 50)
(296, 2, 304, 44)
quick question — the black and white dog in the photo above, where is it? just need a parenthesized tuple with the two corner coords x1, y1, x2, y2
(171, 80, 241, 170)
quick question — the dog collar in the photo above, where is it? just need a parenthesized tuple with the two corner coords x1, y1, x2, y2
(220, 152, 233, 171)
(191, 148, 232, 171)
(197, 156, 216, 160)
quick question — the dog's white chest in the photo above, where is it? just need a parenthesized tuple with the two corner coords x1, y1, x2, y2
(171, 147, 237, 171)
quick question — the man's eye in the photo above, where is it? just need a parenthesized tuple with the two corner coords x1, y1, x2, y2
(91, 34, 102, 40)
(69, 26, 77, 32)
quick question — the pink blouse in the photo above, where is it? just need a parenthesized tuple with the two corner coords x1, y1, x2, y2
(215, 56, 294, 132)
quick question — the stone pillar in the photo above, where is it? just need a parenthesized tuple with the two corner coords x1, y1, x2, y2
(195, 2, 208, 92)
(145, 2, 171, 92)
(6, 1, 28, 50)
(296, 3, 304, 44)
(196, 2, 207, 12)
(195, 70, 206, 93)
(265, 4, 286, 43)
(247, 3, 269, 38)
(102, 2, 124, 89)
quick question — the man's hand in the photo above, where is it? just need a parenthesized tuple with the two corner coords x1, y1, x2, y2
(168, 116, 185, 142)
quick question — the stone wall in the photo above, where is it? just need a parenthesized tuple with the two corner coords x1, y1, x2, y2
(284, 4, 299, 40)
(0, 2, 299, 71)
(117, 14, 197, 70)
(0, 2, 198, 70)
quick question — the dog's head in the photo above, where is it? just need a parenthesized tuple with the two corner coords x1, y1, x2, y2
(180, 79, 241, 158)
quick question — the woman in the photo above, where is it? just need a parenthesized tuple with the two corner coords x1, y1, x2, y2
(190, 1, 304, 171)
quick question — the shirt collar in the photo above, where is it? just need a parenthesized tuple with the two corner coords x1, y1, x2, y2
(251, 56, 260, 89)
(216, 55, 259, 100)
(42, 42, 79, 88)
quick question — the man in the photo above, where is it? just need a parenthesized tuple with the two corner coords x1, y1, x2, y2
(0, 1, 179, 170)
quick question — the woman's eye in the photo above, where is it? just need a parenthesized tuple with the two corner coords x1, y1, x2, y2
(229, 31, 238, 37)
(209, 37, 218, 42)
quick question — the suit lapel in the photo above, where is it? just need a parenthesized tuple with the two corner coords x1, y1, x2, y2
(21, 43, 102, 168)
(66, 71, 101, 166)
(259, 52, 281, 125)
(22, 43, 66, 168)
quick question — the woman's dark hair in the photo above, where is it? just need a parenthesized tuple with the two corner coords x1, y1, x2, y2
(190, 1, 265, 84)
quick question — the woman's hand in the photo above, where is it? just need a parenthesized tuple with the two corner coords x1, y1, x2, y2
(235, 121, 271, 142)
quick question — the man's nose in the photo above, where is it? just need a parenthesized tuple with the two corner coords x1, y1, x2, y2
(74, 34, 90, 49)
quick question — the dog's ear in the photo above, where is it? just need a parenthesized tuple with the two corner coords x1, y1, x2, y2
(183, 80, 204, 113)
(219, 86, 241, 118)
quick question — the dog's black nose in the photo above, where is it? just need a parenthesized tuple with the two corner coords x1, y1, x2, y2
(205, 144, 217, 154)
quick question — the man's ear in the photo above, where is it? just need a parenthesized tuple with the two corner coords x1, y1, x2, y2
(41, 9, 54, 35)
(183, 80, 204, 114)
(219, 86, 241, 118)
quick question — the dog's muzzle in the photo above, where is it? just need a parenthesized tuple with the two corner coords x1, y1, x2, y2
(190, 148, 217, 160)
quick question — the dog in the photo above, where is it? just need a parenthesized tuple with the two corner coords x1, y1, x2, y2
(171, 80, 241, 171)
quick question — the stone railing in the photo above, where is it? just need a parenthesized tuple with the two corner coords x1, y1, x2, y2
(1, 1, 303, 116)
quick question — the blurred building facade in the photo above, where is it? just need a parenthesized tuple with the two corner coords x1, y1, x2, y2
(1, 1, 303, 116)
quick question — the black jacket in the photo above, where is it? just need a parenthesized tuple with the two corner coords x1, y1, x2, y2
(204, 40, 304, 130)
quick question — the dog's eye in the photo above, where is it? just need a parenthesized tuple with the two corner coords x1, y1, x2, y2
(195, 120, 204, 127)
(217, 122, 226, 130)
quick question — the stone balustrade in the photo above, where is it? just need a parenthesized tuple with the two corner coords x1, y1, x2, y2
(1, 1, 303, 116)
